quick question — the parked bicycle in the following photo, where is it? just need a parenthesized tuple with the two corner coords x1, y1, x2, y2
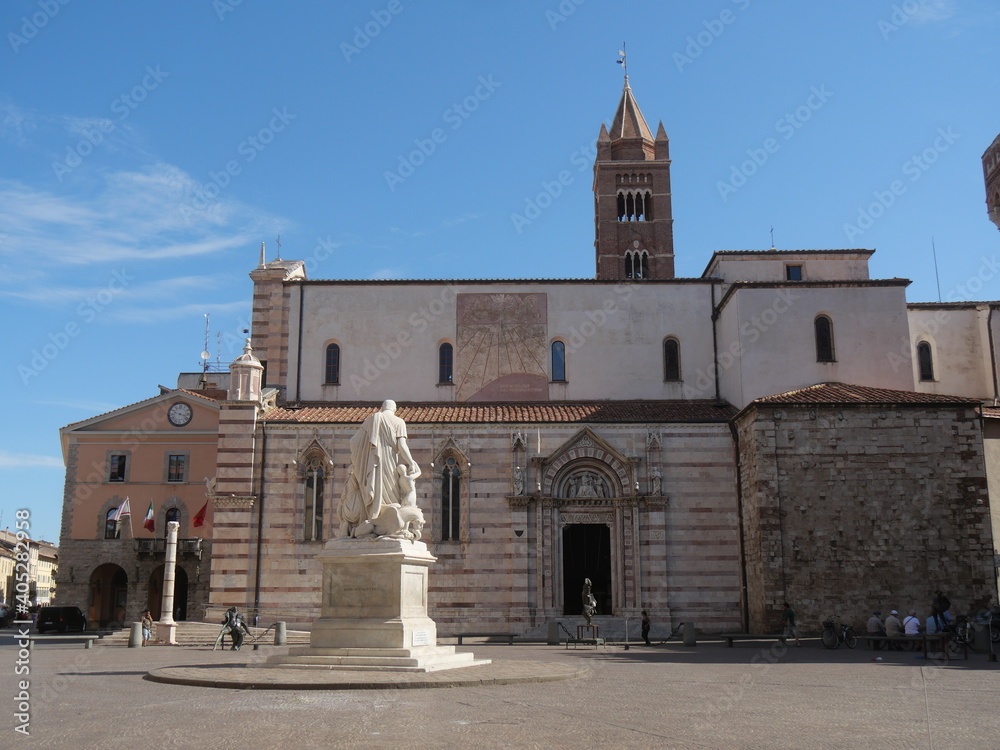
(821, 616, 857, 649)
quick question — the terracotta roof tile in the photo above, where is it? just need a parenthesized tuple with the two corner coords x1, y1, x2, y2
(263, 400, 736, 424)
(750, 383, 980, 407)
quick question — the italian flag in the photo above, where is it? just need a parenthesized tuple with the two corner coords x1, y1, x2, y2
(143, 502, 155, 532)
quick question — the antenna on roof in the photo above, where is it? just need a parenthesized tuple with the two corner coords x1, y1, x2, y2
(932, 237, 942, 302)
(200, 314, 211, 388)
(770, 225, 776, 251)
(276, 234, 282, 262)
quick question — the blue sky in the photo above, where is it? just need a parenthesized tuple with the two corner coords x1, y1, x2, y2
(2, 0, 998, 543)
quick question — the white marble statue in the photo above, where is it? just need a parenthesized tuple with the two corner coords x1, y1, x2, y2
(338, 400, 424, 540)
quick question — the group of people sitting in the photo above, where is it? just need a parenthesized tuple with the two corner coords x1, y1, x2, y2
(866, 594, 953, 648)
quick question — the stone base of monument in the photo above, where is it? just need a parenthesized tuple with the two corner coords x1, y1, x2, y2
(266, 537, 489, 673)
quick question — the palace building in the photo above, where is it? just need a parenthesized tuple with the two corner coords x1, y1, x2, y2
(60, 78, 999, 635)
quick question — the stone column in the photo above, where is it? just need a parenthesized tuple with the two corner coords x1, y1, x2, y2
(159, 520, 180, 644)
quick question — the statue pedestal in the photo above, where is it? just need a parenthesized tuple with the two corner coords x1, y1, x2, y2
(267, 537, 489, 673)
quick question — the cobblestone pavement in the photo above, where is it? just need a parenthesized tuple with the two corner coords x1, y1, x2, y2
(3, 632, 1000, 749)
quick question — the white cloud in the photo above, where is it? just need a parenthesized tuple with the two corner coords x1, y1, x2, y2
(0, 450, 63, 469)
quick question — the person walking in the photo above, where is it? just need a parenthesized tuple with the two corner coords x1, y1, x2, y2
(140, 610, 153, 647)
(641, 610, 651, 646)
(782, 602, 801, 647)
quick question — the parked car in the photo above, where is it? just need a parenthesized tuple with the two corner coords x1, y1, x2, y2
(35, 606, 87, 633)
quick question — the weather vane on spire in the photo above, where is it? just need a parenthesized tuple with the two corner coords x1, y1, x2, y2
(617, 42, 628, 79)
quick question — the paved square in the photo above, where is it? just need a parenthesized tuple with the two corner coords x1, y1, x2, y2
(4, 633, 999, 749)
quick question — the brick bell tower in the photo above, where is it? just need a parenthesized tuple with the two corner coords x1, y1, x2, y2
(594, 76, 674, 279)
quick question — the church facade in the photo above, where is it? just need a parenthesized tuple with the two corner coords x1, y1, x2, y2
(200, 79, 998, 636)
(57, 79, 999, 635)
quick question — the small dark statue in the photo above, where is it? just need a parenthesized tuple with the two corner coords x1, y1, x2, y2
(212, 606, 253, 651)
(581, 578, 597, 625)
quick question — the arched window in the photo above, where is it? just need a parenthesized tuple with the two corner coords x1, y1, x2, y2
(625, 251, 649, 279)
(441, 457, 461, 542)
(663, 338, 681, 381)
(438, 343, 453, 383)
(917, 341, 935, 381)
(324, 343, 340, 384)
(104, 507, 120, 540)
(164, 507, 180, 536)
(815, 315, 836, 362)
(551, 341, 566, 382)
(303, 456, 324, 542)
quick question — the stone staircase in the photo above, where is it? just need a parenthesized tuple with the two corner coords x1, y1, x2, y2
(95, 621, 312, 648)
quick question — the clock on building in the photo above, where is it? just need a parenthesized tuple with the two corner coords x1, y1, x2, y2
(167, 402, 193, 427)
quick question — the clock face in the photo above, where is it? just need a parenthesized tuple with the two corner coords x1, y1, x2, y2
(168, 402, 193, 427)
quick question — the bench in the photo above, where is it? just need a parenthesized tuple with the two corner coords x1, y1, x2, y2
(565, 637, 606, 649)
(719, 633, 788, 648)
(861, 634, 967, 660)
(455, 632, 517, 646)
(27, 634, 101, 650)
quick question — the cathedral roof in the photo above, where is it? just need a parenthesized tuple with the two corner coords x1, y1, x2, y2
(609, 77, 654, 142)
(748, 382, 980, 407)
(263, 400, 736, 424)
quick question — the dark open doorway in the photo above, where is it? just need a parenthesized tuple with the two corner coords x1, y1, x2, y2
(89, 563, 128, 627)
(562, 524, 612, 615)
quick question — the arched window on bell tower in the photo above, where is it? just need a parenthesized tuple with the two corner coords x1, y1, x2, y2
(625, 250, 649, 279)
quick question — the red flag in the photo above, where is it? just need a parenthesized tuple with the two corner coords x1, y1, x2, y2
(193, 501, 208, 528)
(143, 501, 155, 532)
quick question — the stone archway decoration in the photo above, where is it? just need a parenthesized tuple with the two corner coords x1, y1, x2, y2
(541, 427, 633, 498)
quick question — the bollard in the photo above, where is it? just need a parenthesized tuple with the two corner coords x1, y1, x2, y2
(128, 622, 142, 648)
(547, 621, 560, 646)
(274, 621, 287, 646)
(683, 622, 697, 647)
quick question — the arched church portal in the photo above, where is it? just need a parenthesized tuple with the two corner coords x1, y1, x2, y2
(562, 524, 612, 615)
